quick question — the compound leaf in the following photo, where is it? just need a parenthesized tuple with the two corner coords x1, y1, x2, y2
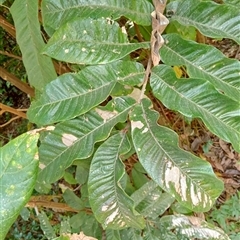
(88, 133, 145, 229)
(130, 98, 224, 212)
(0, 132, 39, 239)
(151, 65, 240, 152)
(43, 18, 149, 65)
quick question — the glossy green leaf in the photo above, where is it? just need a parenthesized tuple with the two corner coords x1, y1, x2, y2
(43, 18, 149, 65)
(10, 0, 57, 91)
(142, 222, 163, 240)
(161, 34, 240, 101)
(27, 61, 144, 125)
(223, 0, 240, 7)
(0, 132, 39, 239)
(151, 65, 240, 152)
(131, 181, 175, 219)
(130, 98, 224, 212)
(160, 215, 230, 240)
(167, 0, 240, 44)
(88, 133, 145, 229)
(120, 228, 143, 240)
(42, 0, 153, 36)
(38, 97, 136, 184)
(106, 229, 121, 240)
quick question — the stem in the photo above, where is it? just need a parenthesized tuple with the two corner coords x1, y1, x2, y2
(138, 57, 152, 103)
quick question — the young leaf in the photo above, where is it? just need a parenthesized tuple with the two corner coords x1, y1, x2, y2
(151, 65, 240, 152)
(167, 0, 240, 44)
(88, 133, 145, 229)
(43, 18, 149, 65)
(62, 189, 84, 211)
(130, 98, 224, 212)
(160, 214, 230, 240)
(28, 61, 144, 125)
(38, 97, 136, 184)
(10, 0, 57, 91)
(42, 0, 153, 36)
(161, 34, 240, 101)
(131, 181, 175, 219)
(38, 211, 57, 239)
(0, 132, 39, 239)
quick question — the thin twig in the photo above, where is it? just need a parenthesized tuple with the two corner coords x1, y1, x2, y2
(138, 58, 152, 103)
(0, 66, 35, 97)
(0, 103, 27, 119)
(134, 23, 144, 42)
(0, 50, 22, 60)
(0, 116, 21, 128)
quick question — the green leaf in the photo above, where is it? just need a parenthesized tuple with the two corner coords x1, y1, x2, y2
(120, 228, 143, 240)
(38, 211, 56, 239)
(43, 18, 149, 65)
(27, 61, 144, 125)
(160, 214, 230, 240)
(10, 0, 57, 91)
(63, 189, 84, 211)
(151, 65, 240, 152)
(131, 168, 148, 189)
(106, 229, 121, 240)
(88, 133, 145, 229)
(0, 132, 39, 239)
(38, 97, 136, 184)
(131, 181, 175, 219)
(165, 22, 196, 41)
(130, 98, 224, 212)
(142, 222, 163, 240)
(167, 0, 240, 44)
(42, 0, 153, 36)
(75, 160, 90, 185)
(161, 34, 240, 101)
(223, 0, 240, 7)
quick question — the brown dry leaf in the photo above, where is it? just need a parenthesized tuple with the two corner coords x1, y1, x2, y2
(219, 139, 235, 159)
(188, 216, 202, 227)
(151, 0, 169, 66)
(64, 232, 97, 240)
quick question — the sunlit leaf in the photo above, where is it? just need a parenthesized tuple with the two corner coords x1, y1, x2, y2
(27, 61, 144, 125)
(88, 133, 145, 229)
(43, 18, 149, 65)
(160, 214, 230, 240)
(161, 34, 240, 101)
(131, 181, 175, 219)
(0, 132, 39, 239)
(167, 0, 240, 44)
(38, 97, 136, 184)
(151, 65, 240, 152)
(42, 0, 153, 36)
(10, 0, 57, 91)
(130, 98, 224, 211)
